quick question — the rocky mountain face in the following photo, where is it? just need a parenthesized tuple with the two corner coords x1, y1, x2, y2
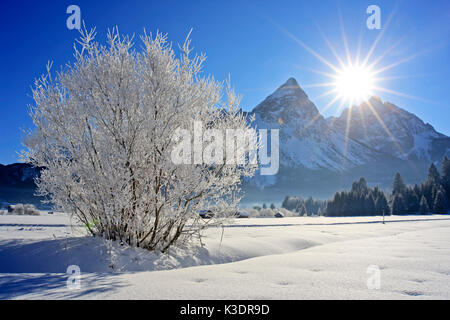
(243, 78, 450, 204)
(328, 96, 450, 162)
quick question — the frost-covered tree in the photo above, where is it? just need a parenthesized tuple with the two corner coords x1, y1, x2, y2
(297, 203, 307, 216)
(432, 190, 447, 214)
(317, 208, 322, 216)
(352, 177, 368, 194)
(426, 163, 441, 187)
(281, 196, 298, 211)
(22, 27, 258, 252)
(375, 193, 390, 216)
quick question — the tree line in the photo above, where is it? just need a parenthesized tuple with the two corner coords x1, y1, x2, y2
(282, 156, 450, 217)
(281, 195, 327, 216)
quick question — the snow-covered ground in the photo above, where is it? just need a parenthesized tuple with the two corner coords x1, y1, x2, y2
(1, 212, 449, 299)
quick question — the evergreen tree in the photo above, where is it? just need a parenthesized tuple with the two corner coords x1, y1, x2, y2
(326, 193, 338, 217)
(441, 156, 450, 198)
(375, 193, 390, 216)
(364, 194, 376, 215)
(419, 195, 430, 215)
(391, 194, 406, 215)
(420, 182, 433, 211)
(392, 172, 407, 196)
(270, 203, 275, 210)
(432, 190, 447, 214)
(339, 192, 350, 217)
(404, 187, 419, 214)
(325, 201, 333, 217)
(262, 203, 267, 209)
(413, 184, 421, 198)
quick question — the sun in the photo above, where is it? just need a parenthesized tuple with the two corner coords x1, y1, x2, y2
(334, 64, 375, 105)
(270, 10, 432, 166)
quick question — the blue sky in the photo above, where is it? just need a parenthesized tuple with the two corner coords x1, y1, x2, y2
(0, 0, 449, 164)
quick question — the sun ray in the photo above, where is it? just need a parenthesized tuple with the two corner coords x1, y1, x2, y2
(311, 88, 339, 101)
(302, 82, 338, 89)
(364, 99, 405, 156)
(271, 20, 341, 73)
(364, 98, 420, 174)
(315, 24, 346, 69)
(366, 37, 405, 70)
(357, 104, 368, 138)
(326, 98, 347, 129)
(373, 86, 441, 105)
(341, 101, 354, 168)
(375, 72, 436, 81)
(373, 48, 435, 76)
(294, 65, 338, 79)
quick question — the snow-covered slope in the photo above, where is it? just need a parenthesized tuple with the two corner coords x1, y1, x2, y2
(329, 96, 450, 162)
(1, 213, 450, 299)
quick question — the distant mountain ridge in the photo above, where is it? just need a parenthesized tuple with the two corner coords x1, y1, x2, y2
(0, 163, 44, 209)
(0, 163, 39, 187)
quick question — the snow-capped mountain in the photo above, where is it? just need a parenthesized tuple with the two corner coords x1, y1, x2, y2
(251, 78, 386, 171)
(243, 78, 450, 202)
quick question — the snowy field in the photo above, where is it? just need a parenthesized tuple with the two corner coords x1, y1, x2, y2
(0, 212, 449, 299)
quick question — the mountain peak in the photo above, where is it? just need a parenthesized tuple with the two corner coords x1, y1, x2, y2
(284, 77, 299, 86)
(270, 77, 307, 99)
(252, 78, 320, 125)
(369, 95, 382, 103)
